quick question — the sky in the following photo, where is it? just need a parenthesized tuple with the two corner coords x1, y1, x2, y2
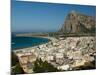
(11, 0, 96, 33)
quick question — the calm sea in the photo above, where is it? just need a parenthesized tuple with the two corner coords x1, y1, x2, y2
(11, 36, 50, 50)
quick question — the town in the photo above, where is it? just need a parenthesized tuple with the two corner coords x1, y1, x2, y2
(14, 36, 96, 73)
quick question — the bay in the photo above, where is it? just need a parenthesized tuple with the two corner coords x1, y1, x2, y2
(11, 36, 50, 50)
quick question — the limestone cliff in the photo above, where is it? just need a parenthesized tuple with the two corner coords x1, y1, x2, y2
(60, 11, 96, 33)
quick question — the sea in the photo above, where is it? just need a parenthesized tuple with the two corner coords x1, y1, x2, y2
(11, 35, 50, 50)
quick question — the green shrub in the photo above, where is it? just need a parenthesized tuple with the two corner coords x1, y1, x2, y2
(33, 58, 59, 73)
(11, 52, 24, 74)
(12, 63, 24, 74)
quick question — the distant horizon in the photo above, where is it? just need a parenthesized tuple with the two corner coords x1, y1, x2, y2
(11, 0, 96, 33)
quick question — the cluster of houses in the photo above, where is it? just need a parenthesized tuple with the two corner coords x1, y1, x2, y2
(14, 36, 96, 73)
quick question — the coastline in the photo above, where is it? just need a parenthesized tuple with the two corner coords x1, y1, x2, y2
(13, 36, 96, 73)
(12, 36, 52, 51)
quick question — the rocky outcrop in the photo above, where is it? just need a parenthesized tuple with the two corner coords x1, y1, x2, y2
(60, 11, 96, 33)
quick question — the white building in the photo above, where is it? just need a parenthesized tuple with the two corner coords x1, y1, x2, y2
(56, 53, 64, 59)
(57, 65, 70, 70)
(46, 56, 54, 61)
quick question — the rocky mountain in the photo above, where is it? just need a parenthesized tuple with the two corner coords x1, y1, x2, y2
(60, 11, 96, 33)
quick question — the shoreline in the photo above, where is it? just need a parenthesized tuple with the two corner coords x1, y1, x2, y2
(12, 35, 95, 51)
(12, 36, 53, 51)
(13, 36, 96, 73)
(13, 36, 57, 52)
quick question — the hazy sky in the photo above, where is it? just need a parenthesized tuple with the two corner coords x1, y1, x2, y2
(11, 0, 96, 32)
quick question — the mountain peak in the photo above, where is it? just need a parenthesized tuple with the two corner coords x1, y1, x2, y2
(60, 11, 96, 33)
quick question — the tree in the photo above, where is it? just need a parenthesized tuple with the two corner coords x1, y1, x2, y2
(11, 52, 19, 66)
(33, 58, 59, 73)
(11, 52, 24, 74)
(12, 63, 25, 74)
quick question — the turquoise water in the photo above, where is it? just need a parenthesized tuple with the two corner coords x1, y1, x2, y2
(11, 36, 50, 50)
